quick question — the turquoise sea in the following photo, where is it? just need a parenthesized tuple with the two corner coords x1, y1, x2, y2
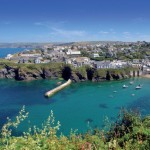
(0, 48, 31, 58)
(0, 78, 150, 135)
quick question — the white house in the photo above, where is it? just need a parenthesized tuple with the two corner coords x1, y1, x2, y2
(53, 46, 65, 51)
(65, 57, 90, 67)
(75, 57, 90, 67)
(5, 54, 13, 60)
(143, 65, 150, 74)
(91, 53, 100, 58)
(133, 59, 140, 64)
(66, 49, 81, 55)
(94, 61, 111, 69)
(34, 58, 41, 64)
(110, 60, 127, 68)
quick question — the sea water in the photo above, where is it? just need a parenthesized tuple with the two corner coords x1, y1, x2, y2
(0, 48, 31, 58)
(0, 78, 150, 135)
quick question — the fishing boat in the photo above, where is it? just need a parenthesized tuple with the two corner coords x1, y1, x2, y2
(123, 85, 128, 88)
(135, 85, 142, 89)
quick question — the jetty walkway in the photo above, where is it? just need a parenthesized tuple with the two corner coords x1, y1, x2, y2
(45, 79, 72, 97)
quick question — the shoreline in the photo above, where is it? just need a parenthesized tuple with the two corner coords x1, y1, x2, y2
(142, 74, 150, 78)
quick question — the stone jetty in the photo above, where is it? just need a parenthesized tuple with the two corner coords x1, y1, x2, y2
(45, 79, 72, 97)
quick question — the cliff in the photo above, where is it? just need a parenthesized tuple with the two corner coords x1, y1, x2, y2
(0, 60, 132, 81)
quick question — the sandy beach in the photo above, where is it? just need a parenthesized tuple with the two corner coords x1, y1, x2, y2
(142, 74, 150, 78)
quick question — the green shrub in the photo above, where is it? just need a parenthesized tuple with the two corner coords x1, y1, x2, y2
(0, 107, 150, 149)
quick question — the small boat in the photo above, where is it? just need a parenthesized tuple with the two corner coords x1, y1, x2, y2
(130, 81, 134, 85)
(123, 85, 128, 88)
(135, 85, 142, 89)
(57, 81, 62, 85)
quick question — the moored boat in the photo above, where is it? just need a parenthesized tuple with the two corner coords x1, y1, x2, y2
(135, 85, 142, 89)
(123, 85, 128, 88)
(130, 81, 134, 85)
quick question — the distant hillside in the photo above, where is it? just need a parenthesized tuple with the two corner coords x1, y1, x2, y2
(0, 41, 135, 48)
(57, 41, 134, 46)
(0, 43, 49, 48)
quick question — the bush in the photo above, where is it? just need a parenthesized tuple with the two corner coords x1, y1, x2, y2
(0, 107, 150, 149)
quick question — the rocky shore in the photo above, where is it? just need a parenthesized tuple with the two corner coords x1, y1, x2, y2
(0, 61, 132, 82)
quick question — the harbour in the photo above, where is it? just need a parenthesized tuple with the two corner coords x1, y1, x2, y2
(0, 77, 150, 135)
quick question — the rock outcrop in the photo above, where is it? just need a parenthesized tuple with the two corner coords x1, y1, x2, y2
(0, 64, 130, 82)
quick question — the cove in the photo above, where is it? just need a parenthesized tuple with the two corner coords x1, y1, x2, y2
(0, 77, 150, 135)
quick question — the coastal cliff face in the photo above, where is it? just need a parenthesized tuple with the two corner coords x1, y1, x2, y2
(70, 67, 130, 82)
(0, 63, 131, 82)
(0, 61, 63, 81)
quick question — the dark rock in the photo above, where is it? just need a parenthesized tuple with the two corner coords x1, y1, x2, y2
(43, 69, 52, 78)
(0, 63, 132, 82)
(70, 73, 80, 82)
(99, 103, 108, 109)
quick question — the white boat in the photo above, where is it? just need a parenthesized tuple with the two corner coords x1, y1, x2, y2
(57, 81, 62, 85)
(130, 81, 134, 85)
(123, 85, 128, 88)
(135, 85, 142, 89)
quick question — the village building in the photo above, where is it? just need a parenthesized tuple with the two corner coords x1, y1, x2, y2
(91, 53, 100, 58)
(65, 57, 91, 67)
(66, 49, 81, 56)
(5, 54, 13, 60)
(94, 61, 111, 69)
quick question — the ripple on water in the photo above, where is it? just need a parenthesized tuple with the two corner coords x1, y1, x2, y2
(99, 103, 108, 109)
(46, 98, 57, 104)
(0, 108, 19, 127)
(85, 118, 94, 123)
(110, 116, 116, 121)
(60, 91, 70, 98)
(128, 96, 150, 114)
(114, 106, 125, 110)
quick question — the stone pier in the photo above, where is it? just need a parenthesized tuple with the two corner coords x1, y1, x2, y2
(45, 79, 72, 97)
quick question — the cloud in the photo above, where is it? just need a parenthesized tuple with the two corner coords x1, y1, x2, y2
(99, 31, 109, 34)
(50, 28, 86, 38)
(34, 22, 44, 26)
(109, 29, 116, 34)
(0, 21, 11, 25)
(137, 34, 150, 41)
(123, 32, 130, 35)
(133, 17, 145, 23)
(122, 32, 132, 39)
(34, 21, 67, 29)
(99, 29, 116, 35)
(33, 21, 88, 41)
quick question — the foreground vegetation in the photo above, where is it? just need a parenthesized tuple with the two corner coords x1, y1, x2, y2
(0, 107, 150, 150)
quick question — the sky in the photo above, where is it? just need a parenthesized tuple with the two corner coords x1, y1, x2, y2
(0, 0, 150, 42)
